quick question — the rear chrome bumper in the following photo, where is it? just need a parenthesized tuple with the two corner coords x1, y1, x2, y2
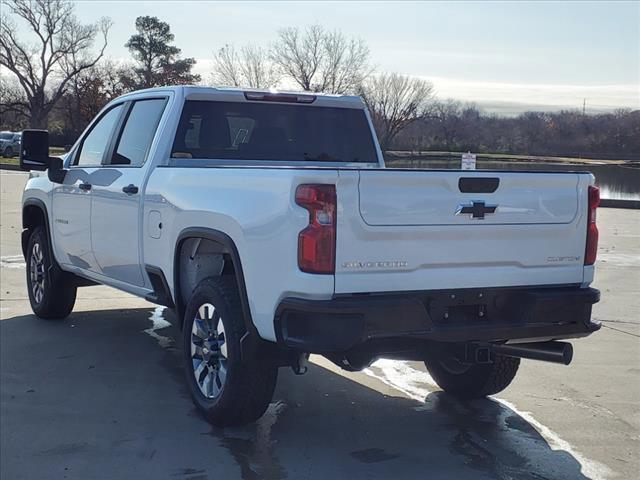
(274, 286, 600, 353)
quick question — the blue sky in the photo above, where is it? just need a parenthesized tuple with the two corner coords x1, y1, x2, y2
(72, 1, 639, 113)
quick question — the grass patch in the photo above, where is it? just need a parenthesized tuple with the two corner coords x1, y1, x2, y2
(0, 147, 68, 167)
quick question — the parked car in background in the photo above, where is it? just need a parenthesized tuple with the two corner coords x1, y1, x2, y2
(0, 131, 21, 158)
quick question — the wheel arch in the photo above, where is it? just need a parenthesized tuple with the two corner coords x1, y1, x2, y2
(22, 198, 97, 288)
(173, 228, 257, 338)
(22, 199, 51, 260)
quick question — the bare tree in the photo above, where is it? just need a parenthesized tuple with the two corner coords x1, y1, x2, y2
(517, 111, 549, 153)
(212, 44, 278, 89)
(271, 25, 321, 91)
(360, 73, 434, 151)
(430, 100, 464, 148)
(271, 25, 370, 94)
(320, 30, 371, 94)
(212, 44, 241, 87)
(56, 60, 129, 138)
(0, 75, 28, 129)
(0, 0, 111, 128)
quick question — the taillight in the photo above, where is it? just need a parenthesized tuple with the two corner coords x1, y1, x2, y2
(584, 185, 600, 265)
(296, 184, 336, 274)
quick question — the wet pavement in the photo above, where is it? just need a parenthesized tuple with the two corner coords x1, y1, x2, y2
(0, 307, 598, 480)
(1, 171, 638, 479)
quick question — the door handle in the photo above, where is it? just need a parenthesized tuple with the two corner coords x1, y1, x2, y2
(78, 182, 92, 191)
(122, 184, 139, 195)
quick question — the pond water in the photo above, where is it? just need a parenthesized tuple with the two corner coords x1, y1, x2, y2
(386, 159, 640, 200)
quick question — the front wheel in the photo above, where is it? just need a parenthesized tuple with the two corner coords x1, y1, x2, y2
(26, 226, 77, 319)
(424, 350, 520, 399)
(182, 277, 278, 427)
(3, 146, 14, 158)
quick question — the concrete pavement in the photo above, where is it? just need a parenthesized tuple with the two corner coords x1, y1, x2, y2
(1, 170, 638, 480)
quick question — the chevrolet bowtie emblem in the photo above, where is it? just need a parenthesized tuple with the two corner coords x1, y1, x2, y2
(455, 201, 497, 219)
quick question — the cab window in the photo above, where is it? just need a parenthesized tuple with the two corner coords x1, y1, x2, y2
(75, 104, 124, 167)
(109, 98, 167, 166)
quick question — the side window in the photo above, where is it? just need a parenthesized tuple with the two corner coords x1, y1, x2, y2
(75, 104, 124, 166)
(110, 98, 167, 166)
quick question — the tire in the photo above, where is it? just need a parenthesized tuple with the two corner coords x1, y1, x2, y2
(3, 146, 14, 158)
(182, 277, 278, 427)
(26, 226, 77, 319)
(425, 350, 520, 399)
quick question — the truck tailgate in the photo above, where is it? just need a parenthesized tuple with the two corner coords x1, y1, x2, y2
(359, 171, 579, 225)
(335, 170, 592, 294)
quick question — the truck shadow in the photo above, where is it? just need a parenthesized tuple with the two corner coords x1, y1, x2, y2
(0, 307, 595, 480)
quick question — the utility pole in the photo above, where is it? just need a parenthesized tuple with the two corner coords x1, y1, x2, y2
(583, 98, 586, 116)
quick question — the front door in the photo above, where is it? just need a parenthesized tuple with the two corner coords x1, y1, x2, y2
(51, 103, 125, 272)
(90, 98, 168, 287)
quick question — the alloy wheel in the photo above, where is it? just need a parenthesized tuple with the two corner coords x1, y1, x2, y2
(29, 242, 46, 304)
(190, 302, 228, 399)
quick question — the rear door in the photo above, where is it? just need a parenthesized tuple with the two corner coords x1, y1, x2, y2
(335, 169, 591, 294)
(90, 97, 168, 287)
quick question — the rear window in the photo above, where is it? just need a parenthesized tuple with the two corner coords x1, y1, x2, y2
(172, 100, 377, 163)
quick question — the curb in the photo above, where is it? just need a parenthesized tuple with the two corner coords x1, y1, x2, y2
(600, 199, 640, 209)
(0, 163, 21, 171)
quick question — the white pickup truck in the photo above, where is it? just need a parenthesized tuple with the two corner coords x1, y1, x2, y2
(20, 86, 601, 427)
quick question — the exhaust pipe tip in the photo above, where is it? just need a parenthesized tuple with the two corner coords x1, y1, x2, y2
(493, 341, 574, 365)
(559, 342, 573, 365)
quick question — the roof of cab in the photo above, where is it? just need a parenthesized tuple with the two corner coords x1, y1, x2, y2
(115, 85, 366, 109)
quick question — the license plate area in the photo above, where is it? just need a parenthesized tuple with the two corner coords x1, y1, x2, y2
(421, 286, 590, 331)
(428, 289, 493, 326)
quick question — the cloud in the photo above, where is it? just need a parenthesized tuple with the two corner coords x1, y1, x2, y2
(421, 76, 640, 113)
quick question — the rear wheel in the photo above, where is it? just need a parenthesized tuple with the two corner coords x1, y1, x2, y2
(182, 277, 278, 427)
(26, 226, 77, 319)
(424, 350, 520, 399)
(3, 146, 14, 158)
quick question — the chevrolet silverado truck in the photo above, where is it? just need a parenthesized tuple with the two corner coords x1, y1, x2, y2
(19, 86, 601, 427)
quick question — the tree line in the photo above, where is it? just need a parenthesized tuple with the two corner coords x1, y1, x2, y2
(398, 101, 640, 160)
(1, 0, 638, 159)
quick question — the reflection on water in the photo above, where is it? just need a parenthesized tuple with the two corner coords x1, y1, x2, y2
(387, 158, 640, 200)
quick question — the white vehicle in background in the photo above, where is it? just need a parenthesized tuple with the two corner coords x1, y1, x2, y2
(19, 86, 601, 427)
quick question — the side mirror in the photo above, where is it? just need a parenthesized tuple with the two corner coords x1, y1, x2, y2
(19, 130, 50, 171)
(47, 157, 66, 183)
